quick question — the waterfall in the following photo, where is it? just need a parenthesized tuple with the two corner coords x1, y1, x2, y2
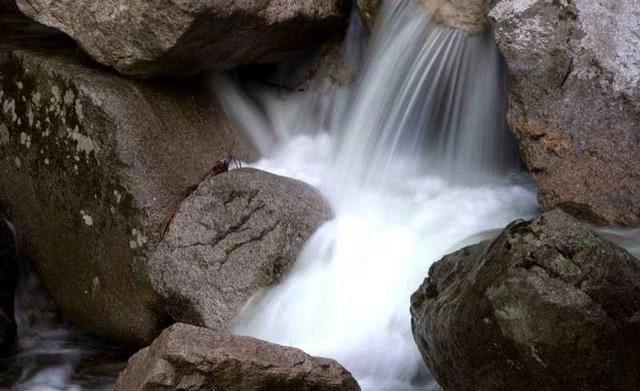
(217, 1, 540, 390)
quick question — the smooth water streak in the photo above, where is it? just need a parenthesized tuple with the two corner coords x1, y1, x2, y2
(219, 1, 540, 390)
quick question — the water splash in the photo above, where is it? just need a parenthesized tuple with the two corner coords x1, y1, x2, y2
(219, 1, 540, 390)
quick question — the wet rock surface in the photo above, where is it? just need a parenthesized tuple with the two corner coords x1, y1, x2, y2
(0, 18, 256, 344)
(16, 0, 350, 78)
(0, 216, 17, 354)
(356, 0, 382, 30)
(490, 0, 640, 226)
(115, 323, 360, 391)
(411, 209, 640, 391)
(149, 168, 331, 333)
(357, 0, 491, 33)
(424, 0, 490, 33)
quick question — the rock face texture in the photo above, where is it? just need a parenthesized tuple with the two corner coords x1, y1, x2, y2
(490, 0, 640, 226)
(411, 210, 640, 391)
(15, 0, 350, 78)
(357, 0, 490, 33)
(424, 0, 490, 33)
(0, 216, 17, 354)
(149, 168, 331, 333)
(115, 323, 360, 391)
(0, 28, 256, 343)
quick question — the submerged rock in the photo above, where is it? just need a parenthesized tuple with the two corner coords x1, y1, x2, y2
(411, 210, 640, 390)
(490, 0, 640, 226)
(0, 31, 255, 344)
(115, 323, 360, 391)
(149, 168, 331, 333)
(0, 216, 17, 354)
(16, 0, 350, 78)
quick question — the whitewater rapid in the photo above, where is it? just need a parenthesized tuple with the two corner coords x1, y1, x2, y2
(235, 134, 538, 390)
(219, 1, 541, 389)
(3, 1, 640, 391)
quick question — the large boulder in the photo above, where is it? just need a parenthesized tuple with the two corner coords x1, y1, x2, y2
(115, 323, 360, 391)
(15, 0, 350, 78)
(0, 216, 17, 354)
(489, 0, 640, 226)
(149, 168, 331, 333)
(0, 29, 256, 344)
(411, 210, 640, 390)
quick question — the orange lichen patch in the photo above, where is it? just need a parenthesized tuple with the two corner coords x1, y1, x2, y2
(518, 120, 548, 139)
(543, 131, 569, 154)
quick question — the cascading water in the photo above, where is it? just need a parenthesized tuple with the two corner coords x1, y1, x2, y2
(217, 1, 540, 390)
(3, 2, 640, 391)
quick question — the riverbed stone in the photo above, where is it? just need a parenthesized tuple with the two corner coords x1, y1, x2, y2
(15, 0, 350, 78)
(411, 209, 640, 390)
(149, 168, 331, 333)
(116, 323, 360, 391)
(489, 0, 640, 226)
(0, 23, 256, 344)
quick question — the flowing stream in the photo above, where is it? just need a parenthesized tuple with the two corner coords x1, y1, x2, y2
(5, 0, 639, 390)
(218, 1, 540, 390)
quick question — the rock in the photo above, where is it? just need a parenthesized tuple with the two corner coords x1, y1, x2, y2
(489, 0, 640, 226)
(356, 0, 490, 33)
(356, 0, 382, 30)
(0, 28, 256, 344)
(0, 216, 17, 354)
(411, 209, 640, 391)
(424, 0, 490, 33)
(1, 1, 16, 12)
(0, 14, 72, 62)
(149, 168, 331, 333)
(115, 323, 360, 391)
(249, 39, 357, 92)
(16, 0, 350, 78)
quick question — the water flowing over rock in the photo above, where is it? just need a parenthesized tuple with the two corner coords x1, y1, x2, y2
(489, 0, 640, 226)
(411, 209, 640, 391)
(357, 0, 490, 33)
(149, 168, 331, 333)
(115, 323, 360, 391)
(0, 216, 17, 354)
(424, 0, 490, 33)
(0, 30, 256, 343)
(15, 0, 350, 78)
(356, 0, 382, 29)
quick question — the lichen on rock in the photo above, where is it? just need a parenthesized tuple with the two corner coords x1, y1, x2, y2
(411, 209, 640, 390)
(0, 33, 256, 343)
